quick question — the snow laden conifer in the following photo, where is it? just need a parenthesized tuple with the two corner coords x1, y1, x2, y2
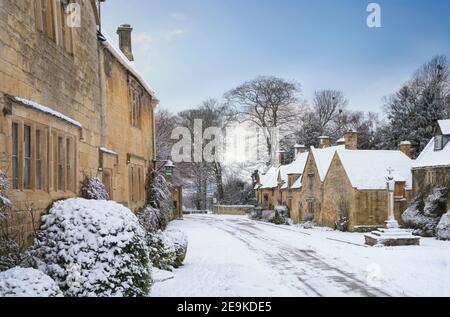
(380, 55, 449, 156)
(28, 199, 152, 297)
(80, 176, 109, 200)
(0, 267, 63, 297)
(0, 171, 23, 273)
(139, 169, 173, 234)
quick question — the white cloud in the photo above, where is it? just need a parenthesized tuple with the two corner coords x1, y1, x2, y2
(133, 32, 154, 53)
(167, 28, 189, 40)
(171, 12, 186, 20)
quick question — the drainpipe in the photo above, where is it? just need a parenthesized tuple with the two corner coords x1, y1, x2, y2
(97, 0, 106, 150)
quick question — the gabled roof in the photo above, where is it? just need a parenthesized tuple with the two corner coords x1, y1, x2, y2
(413, 137, 450, 169)
(259, 152, 309, 190)
(279, 151, 309, 189)
(259, 166, 279, 189)
(337, 150, 413, 190)
(438, 119, 450, 135)
(310, 145, 345, 181)
(101, 32, 159, 105)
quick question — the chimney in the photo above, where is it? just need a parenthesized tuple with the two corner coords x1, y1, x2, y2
(117, 24, 134, 61)
(276, 150, 286, 166)
(318, 136, 330, 149)
(336, 138, 346, 146)
(344, 130, 358, 150)
(294, 144, 306, 157)
(399, 141, 412, 158)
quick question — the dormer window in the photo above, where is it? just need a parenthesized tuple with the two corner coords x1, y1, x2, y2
(434, 135, 443, 151)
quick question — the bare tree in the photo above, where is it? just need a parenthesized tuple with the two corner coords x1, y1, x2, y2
(225, 76, 303, 164)
(312, 89, 348, 135)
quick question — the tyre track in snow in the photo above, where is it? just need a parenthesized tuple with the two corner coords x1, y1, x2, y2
(192, 216, 391, 297)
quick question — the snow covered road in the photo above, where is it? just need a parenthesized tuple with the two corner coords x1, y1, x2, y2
(152, 215, 406, 297)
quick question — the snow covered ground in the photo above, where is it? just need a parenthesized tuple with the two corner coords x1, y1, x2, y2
(151, 215, 450, 297)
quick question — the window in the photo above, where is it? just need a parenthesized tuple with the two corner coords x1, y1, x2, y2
(308, 173, 315, 190)
(57, 136, 63, 191)
(35, 0, 73, 54)
(36, 129, 43, 190)
(129, 79, 142, 128)
(11, 118, 76, 193)
(435, 135, 444, 151)
(12, 123, 19, 190)
(66, 137, 73, 192)
(308, 200, 315, 214)
(24, 125, 32, 190)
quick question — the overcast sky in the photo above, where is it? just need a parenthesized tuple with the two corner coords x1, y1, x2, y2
(101, 0, 450, 115)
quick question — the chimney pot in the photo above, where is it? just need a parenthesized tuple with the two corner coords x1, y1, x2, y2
(344, 130, 358, 150)
(399, 141, 412, 158)
(294, 144, 306, 156)
(276, 150, 286, 166)
(117, 24, 134, 61)
(318, 136, 330, 149)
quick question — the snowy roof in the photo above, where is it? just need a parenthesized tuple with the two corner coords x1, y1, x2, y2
(13, 97, 82, 128)
(291, 177, 302, 189)
(438, 119, 450, 135)
(413, 137, 450, 169)
(102, 32, 159, 104)
(259, 166, 279, 189)
(337, 150, 413, 190)
(279, 152, 309, 189)
(311, 145, 345, 181)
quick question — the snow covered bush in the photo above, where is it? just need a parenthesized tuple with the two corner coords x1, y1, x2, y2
(164, 229, 188, 268)
(402, 187, 449, 237)
(28, 198, 151, 297)
(0, 171, 23, 273)
(249, 207, 263, 221)
(147, 229, 188, 271)
(147, 232, 176, 272)
(436, 211, 450, 241)
(0, 267, 62, 297)
(0, 240, 23, 273)
(138, 206, 169, 234)
(80, 176, 109, 200)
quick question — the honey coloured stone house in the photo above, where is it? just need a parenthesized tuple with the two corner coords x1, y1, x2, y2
(412, 117, 450, 210)
(322, 150, 413, 230)
(0, 0, 159, 244)
(255, 130, 414, 231)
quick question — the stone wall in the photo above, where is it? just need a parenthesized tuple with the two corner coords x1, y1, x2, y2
(212, 205, 254, 215)
(297, 154, 324, 223)
(101, 47, 155, 211)
(0, 0, 100, 245)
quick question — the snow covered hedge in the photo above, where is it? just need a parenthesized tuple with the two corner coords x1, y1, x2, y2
(147, 229, 188, 272)
(0, 267, 62, 297)
(80, 176, 109, 200)
(28, 198, 152, 297)
(138, 206, 170, 234)
(402, 187, 449, 237)
(249, 206, 289, 225)
(436, 212, 450, 241)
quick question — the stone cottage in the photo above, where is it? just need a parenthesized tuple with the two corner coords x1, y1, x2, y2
(0, 0, 159, 244)
(412, 115, 450, 210)
(322, 149, 413, 230)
